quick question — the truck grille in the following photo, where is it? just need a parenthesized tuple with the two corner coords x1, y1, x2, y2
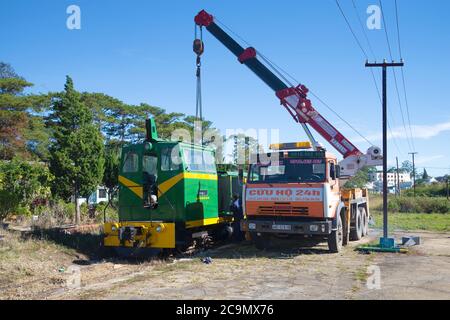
(257, 206, 309, 215)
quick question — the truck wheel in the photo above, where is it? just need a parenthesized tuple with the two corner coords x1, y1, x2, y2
(350, 208, 363, 241)
(251, 232, 271, 250)
(328, 213, 343, 253)
(361, 208, 368, 236)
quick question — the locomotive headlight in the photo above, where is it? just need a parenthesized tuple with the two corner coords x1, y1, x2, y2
(144, 142, 153, 151)
(156, 224, 165, 233)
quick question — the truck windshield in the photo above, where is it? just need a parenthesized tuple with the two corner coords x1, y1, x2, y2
(248, 158, 326, 183)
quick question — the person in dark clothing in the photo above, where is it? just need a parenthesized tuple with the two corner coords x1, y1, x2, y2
(230, 193, 245, 242)
(143, 171, 158, 209)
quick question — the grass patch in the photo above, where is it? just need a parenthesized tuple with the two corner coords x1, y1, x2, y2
(368, 194, 450, 232)
(0, 229, 80, 298)
(371, 211, 450, 232)
(371, 194, 450, 213)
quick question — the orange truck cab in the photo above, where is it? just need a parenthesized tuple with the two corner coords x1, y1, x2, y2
(241, 146, 370, 253)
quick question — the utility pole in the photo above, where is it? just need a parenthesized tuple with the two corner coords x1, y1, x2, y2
(396, 156, 400, 196)
(366, 59, 404, 242)
(409, 152, 418, 197)
(446, 176, 449, 200)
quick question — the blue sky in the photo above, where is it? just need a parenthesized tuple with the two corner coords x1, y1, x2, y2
(1, 0, 450, 176)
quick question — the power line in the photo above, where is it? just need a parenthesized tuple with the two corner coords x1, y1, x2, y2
(308, 91, 374, 146)
(379, 0, 394, 58)
(369, 69, 403, 155)
(335, 0, 368, 59)
(379, 0, 414, 152)
(394, 0, 416, 152)
(394, 0, 403, 58)
(351, 0, 377, 60)
(258, 51, 375, 146)
(216, 11, 375, 147)
(335, 0, 402, 153)
(353, 0, 403, 155)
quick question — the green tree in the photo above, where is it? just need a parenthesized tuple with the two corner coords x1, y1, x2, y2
(0, 159, 53, 220)
(48, 76, 105, 224)
(0, 62, 52, 161)
(387, 167, 398, 173)
(401, 160, 411, 172)
(344, 166, 373, 188)
(80, 93, 194, 143)
(0, 63, 33, 160)
(422, 168, 429, 180)
(102, 140, 121, 205)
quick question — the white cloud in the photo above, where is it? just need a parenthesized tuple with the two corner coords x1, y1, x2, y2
(415, 155, 445, 165)
(351, 120, 450, 143)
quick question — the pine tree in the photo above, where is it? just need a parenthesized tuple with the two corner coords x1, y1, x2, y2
(0, 63, 33, 160)
(422, 168, 429, 180)
(48, 76, 104, 224)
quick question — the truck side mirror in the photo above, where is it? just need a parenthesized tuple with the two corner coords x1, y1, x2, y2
(330, 163, 337, 180)
(335, 165, 341, 179)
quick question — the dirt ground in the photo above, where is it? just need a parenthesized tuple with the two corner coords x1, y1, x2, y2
(2, 228, 447, 300)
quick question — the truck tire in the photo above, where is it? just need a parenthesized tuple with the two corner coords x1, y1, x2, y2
(361, 208, 368, 236)
(251, 232, 271, 250)
(328, 213, 343, 253)
(350, 207, 363, 241)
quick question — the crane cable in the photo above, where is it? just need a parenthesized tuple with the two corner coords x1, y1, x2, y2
(193, 25, 204, 121)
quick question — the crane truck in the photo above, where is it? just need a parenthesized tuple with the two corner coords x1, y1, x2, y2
(194, 10, 383, 252)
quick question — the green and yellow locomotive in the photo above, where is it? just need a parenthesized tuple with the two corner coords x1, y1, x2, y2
(103, 118, 241, 255)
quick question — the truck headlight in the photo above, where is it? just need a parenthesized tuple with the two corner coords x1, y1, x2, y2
(310, 225, 319, 232)
(248, 223, 256, 230)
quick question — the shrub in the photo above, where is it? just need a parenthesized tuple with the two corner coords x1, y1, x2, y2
(403, 183, 447, 197)
(33, 200, 75, 228)
(417, 197, 449, 214)
(0, 159, 53, 220)
(380, 196, 450, 214)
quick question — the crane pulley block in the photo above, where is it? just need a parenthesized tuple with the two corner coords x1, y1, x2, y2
(193, 38, 204, 56)
(195, 10, 214, 27)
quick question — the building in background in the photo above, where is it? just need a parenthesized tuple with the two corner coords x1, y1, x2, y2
(368, 171, 412, 193)
(77, 186, 109, 206)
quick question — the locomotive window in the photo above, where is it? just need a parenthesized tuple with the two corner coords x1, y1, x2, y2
(122, 152, 139, 173)
(143, 155, 158, 176)
(161, 146, 181, 171)
(183, 148, 216, 173)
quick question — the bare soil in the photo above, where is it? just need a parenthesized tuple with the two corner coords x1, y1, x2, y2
(2, 228, 447, 300)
